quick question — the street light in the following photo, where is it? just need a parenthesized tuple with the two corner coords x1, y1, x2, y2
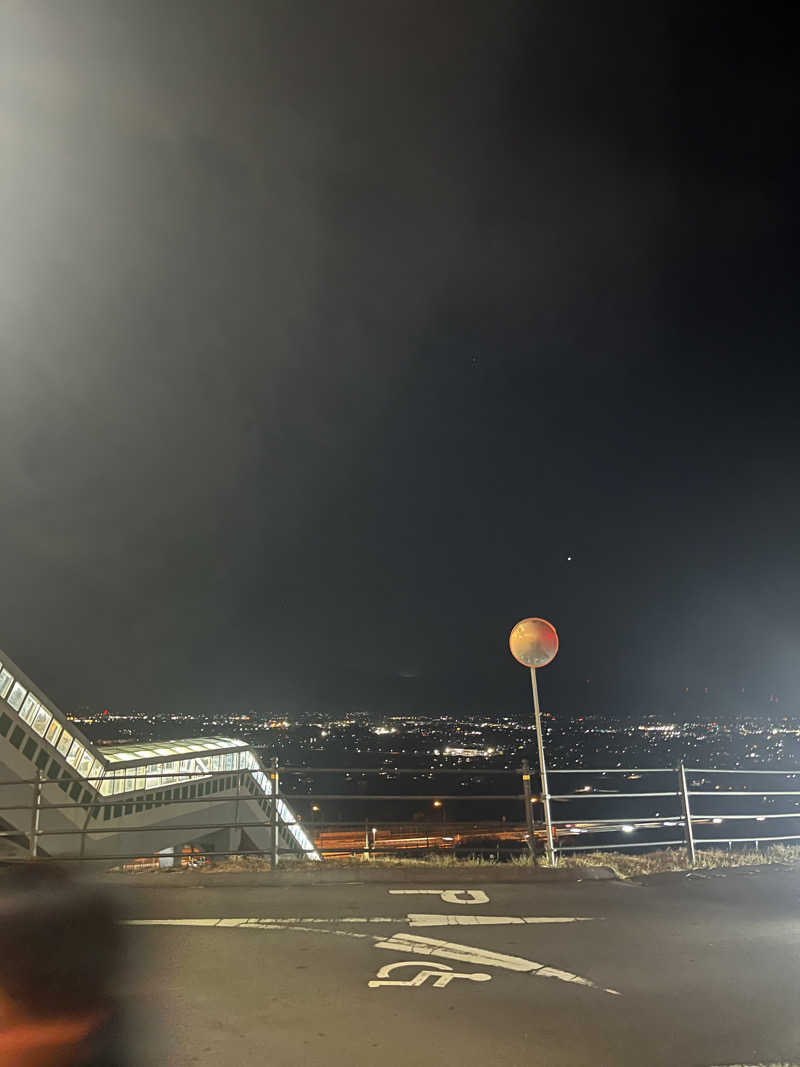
(433, 799, 445, 824)
(509, 617, 559, 867)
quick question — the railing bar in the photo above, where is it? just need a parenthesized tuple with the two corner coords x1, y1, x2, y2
(549, 792, 679, 799)
(690, 813, 800, 821)
(0, 791, 528, 815)
(559, 839, 686, 852)
(687, 768, 800, 775)
(689, 790, 800, 796)
(35, 818, 308, 837)
(277, 767, 525, 775)
(695, 833, 800, 844)
(547, 768, 677, 774)
(6, 845, 532, 863)
(551, 816, 684, 827)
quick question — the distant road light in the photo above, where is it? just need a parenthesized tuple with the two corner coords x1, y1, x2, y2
(621, 825, 635, 833)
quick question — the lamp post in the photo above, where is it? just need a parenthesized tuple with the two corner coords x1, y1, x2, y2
(509, 617, 559, 867)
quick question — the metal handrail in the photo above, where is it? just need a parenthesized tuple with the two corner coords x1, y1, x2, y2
(687, 767, 800, 775)
(277, 766, 524, 775)
(549, 791, 680, 799)
(560, 839, 686, 852)
(6, 758, 800, 866)
(690, 790, 800, 796)
(548, 767, 677, 774)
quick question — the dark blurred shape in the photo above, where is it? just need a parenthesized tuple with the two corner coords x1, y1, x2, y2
(0, 862, 125, 1065)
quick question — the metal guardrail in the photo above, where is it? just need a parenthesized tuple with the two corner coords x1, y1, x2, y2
(3, 760, 800, 866)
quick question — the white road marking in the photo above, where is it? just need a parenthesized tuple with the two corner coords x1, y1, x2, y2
(406, 915, 592, 928)
(125, 918, 397, 927)
(125, 915, 592, 929)
(388, 889, 490, 904)
(374, 933, 620, 995)
(368, 961, 492, 988)
(123, 915, 617, 994)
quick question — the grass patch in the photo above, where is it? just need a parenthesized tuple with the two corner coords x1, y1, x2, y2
(110, 844, 800, 877)
(557, 844, 800, 879)
(211, 853, 514, 871)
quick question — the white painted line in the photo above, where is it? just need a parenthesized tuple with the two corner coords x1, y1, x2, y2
(389, 890, 445, 895)
(406, 915, 593, 928)
(122, 918, 619, 995)
(374, 933, 620, 995)
(388, 889, 490, 905)
(125, 917, 398, 927)
(124, 914, 593, 929)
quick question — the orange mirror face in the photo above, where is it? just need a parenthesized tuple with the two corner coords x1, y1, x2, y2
(509, 617, 558, 668)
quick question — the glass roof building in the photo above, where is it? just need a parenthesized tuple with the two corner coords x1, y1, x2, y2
(0, 645, 319, 862)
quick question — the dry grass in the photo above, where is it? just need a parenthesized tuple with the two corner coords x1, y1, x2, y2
(556, 843, 800, 879)
(212, 853, 510, 872)
(112, 844, 800, 877)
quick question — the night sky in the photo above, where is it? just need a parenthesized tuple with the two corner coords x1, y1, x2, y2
(1, 3, 797, 722)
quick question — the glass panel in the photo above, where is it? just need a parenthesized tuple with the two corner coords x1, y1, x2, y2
(86, 758, 102, 783)
(224, 753, 234, 771)
(78, 751, 94, 777)
(32, 707, 52, 737)
(57, 729, 73, 756)
(45, 718, 62, 747)
(20, 693, 38, 723)
(66, 741, 84, 768)
(99, 776, 113, 796)
(7, 682, 27, 712)
(134, 775, 145, 791)
(210, 754, 221, 772)
(0, 669, 13, 699)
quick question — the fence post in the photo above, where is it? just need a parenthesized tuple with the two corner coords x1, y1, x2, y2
(678, 762, 696, 866)
(79, 800, 94, 859)
(271, 758, 279, 868)
(233, 770, 242, 857)
(29, 770, 42, 858)
(521, 760, 538, 865)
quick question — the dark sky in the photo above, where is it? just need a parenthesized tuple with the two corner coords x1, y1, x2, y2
(1, 2, 797, 722)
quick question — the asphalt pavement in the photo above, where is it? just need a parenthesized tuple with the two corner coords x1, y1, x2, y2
(106, 864, 800, 1066)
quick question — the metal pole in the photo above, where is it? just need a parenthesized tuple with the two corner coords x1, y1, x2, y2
(271, 758, 279, 868)
(530, 668, 556, 867)
(30, 770, 42, 858)
(233, 771, 242, 856)
(521, 759, 538, 865)
(79, 801, 94, 859)
(678, 762, 696, 866)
